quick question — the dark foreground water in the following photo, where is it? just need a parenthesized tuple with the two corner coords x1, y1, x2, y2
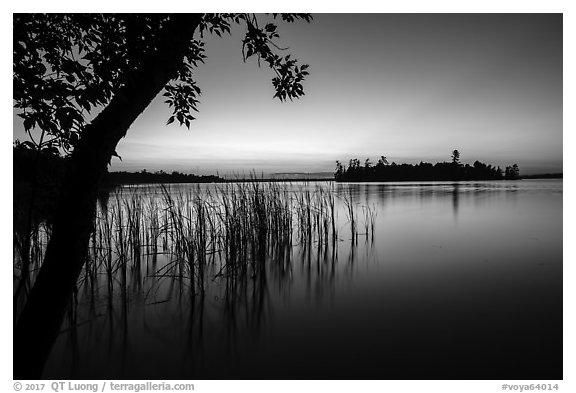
(42, 180, 562, 379)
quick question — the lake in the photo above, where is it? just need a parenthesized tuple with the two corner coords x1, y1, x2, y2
(39, 179, 562, 379)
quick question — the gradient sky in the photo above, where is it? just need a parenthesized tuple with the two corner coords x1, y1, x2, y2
(13, 13, 563, 176)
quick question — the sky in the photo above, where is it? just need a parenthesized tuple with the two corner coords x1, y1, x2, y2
(12, 13, 563, 176)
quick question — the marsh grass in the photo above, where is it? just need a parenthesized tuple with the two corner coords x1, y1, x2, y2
(13, 181, 377, 332)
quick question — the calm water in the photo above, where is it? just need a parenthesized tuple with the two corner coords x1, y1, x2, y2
(42, 180, 562, 379)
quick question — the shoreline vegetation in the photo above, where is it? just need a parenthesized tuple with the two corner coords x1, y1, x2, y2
(106, 170, 223, 185)
(335, 150, 524, 182)
(13, 146, 561, 227)
(14, 180, 373, 325)
(14, 145, 561, 190)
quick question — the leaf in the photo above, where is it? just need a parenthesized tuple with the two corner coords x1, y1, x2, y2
(23, 117, 35, 131)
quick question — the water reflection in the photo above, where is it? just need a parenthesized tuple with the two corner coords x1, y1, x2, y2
(451, 182, 459, 216)
(15, 180, 562, 379)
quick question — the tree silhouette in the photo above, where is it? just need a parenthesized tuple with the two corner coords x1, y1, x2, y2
(505, 164, 520, 179)
(451, 149, 461, 165)
(334, 160, 345, 181)
(13, 13, 312, 379)
(334, 151, 519, 182)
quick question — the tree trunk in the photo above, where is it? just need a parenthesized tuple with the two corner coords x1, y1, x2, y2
(14, 14, 203, 379)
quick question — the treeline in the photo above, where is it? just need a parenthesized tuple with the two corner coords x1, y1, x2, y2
(14, 143, 223, 186)
(334, 151, 520, 182)
(105, 170, 223, 185)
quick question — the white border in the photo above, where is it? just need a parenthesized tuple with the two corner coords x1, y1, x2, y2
(3, 2, 573, 392)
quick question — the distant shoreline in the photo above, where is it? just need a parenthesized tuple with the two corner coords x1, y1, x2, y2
(104, 173, 562, 185)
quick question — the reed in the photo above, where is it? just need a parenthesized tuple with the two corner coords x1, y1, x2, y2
(14, 181, 377, 326)
(343, 187, 357, 243)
